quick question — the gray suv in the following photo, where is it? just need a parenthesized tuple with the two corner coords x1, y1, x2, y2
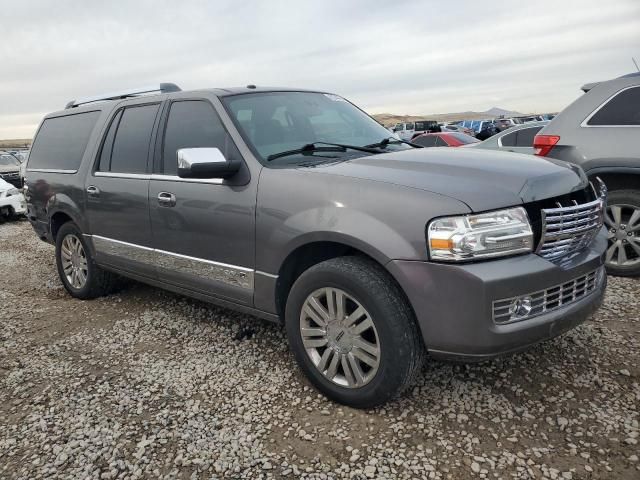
(25, 84, 607, 408)
(536, 72, 640, 276)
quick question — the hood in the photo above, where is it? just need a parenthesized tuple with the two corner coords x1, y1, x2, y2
(303, 148, 587, 211)
(0, 165, 20, 174)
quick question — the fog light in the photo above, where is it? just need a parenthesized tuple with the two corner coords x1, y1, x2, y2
(509, 296, 533, 320)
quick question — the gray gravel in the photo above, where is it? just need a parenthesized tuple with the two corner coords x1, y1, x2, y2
(1, 220, 639, 479)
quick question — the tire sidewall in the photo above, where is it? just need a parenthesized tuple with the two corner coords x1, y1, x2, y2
(55, 222, 95, 298)
(285, 260, 417, 407)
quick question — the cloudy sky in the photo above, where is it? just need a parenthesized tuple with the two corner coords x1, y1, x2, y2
(1, 0, 639, 138)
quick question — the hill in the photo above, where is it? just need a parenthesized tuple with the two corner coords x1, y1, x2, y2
(372, 107, 524, 127)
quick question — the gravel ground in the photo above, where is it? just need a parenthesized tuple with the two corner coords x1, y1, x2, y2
(1, 219, 639, 480)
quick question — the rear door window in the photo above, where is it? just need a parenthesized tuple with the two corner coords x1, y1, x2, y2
(587, 86, 640, 125)
(98, 104, 159, 173)
(161, 100, 238, 176)
(28, 111, 101, 171)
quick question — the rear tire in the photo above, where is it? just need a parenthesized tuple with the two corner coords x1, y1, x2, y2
(55, 222, 121, 299)
(604, 190, 640, 277)
(285, 256, 424, 408)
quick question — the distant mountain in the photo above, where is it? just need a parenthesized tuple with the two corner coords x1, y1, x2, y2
(372, 107, 526, 127)
(484, 107, 523, 117)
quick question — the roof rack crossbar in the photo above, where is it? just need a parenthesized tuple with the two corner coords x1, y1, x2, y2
(65, 83, 181, 109)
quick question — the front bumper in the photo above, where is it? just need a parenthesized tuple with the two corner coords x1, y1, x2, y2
(0, 194, 27, 216)
(387, 227, 607, 361)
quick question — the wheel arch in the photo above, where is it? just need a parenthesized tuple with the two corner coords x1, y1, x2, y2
(273, 237, 415, 323)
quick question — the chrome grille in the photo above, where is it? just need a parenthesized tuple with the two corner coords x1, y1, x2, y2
(537, 181, 606, 261)
(493, 267, 603, 324)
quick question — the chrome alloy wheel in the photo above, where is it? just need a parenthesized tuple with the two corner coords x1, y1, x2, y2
(300, 288, 380, 388)
(60, 234, 88, 289)
(605, 204, 640, 267)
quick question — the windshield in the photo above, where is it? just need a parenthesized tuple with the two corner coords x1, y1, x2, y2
(0, 154, 20, 167)
(222, 91, 410, 164)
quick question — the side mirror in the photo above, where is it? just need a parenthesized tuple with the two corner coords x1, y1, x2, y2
(177, 148, 240, 179)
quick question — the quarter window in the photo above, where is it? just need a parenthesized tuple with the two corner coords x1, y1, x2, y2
(587, 86, 640, 126)
(161, 100, 238, 176)
(98, 104, 159, 173)
(28, 111, 101, 171)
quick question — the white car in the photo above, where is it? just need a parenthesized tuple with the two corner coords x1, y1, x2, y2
(0, 177, 26, 220)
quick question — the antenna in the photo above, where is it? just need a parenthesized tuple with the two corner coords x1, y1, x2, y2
(633, 57, 640, 73)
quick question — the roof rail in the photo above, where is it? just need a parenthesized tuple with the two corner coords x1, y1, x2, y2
(65, 83, 181, 109)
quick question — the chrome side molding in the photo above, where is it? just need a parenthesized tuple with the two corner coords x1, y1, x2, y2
(90, 235, 254, 290)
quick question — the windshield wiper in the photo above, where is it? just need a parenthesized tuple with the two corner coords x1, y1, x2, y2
(365, 137, 423, 149)
(267, 142, 381, 161)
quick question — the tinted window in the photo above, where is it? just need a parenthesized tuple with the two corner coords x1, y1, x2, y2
(588, 87, 640, 125)
(102, 104, 159, 173)
(500, 131, 517, 147)
(98, 110, 122, 172)
(434, 136, 448, 146)
(162, 100, 237, 175)
(515, 126, 542, 146)
(413, 136, 438, 147)
(28, 111, 100, 171)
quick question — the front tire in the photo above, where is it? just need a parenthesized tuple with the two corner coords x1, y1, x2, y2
(55, 222, 120, 299)
(285, 256, 424, 408)
(604, 190, 640, 277)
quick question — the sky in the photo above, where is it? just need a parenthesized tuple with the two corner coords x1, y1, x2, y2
(1, 0, 639, 139)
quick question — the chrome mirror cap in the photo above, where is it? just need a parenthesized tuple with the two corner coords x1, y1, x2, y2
(176, 147, 240, 179)
(177, 148, 227, 169)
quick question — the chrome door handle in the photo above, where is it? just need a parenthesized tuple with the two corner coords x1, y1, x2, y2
(157, 192, 176, 207)
(86, 185, 100, 196)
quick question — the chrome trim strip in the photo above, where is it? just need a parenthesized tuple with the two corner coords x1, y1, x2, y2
(92, 235, 156, 265)
(256, 270, 278, 279)
(94, 172, 151, 179)
(90, 235, 253, 290)
(156, 249, 253, 290)
(580, 85, 640, 128)
(149, 174, 224, 185)
(27, 168, 77, 174)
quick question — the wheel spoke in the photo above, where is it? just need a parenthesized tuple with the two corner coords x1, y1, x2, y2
(628, 209, 640, 230)
(316, 348, 333, 373)
(303, 337, 328, 349)
(351, 316, 373, 335)
(347, 353, 365, 386)
(77, 269, 87, 285)
(306, 297, 330, 325)
(335, 290, 345, 321)
(341, 355, 356, 387)
(325, 352, 340, 380)
(352, 337, 379, 357)
(618, 243, 628, 264)
(326, 288, 337, 320)
(628, 237, 640, 257)
(352, 347, 378, 367)
(343, 306, 365, 327)
(610, 205, 622, 226)
(300, 327, 325, 337)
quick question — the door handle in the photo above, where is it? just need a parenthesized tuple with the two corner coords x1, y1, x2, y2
(157, 192, 176, 207)
(86, 185, 100, 196)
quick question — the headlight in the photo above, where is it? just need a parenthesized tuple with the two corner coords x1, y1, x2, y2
(6, 188, 20, 197)
(428, 207, 533, 262)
